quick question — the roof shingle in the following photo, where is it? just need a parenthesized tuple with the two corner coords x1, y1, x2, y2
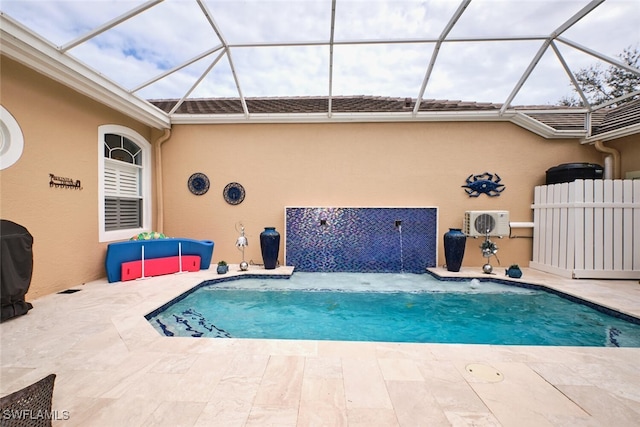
(149, 96, 504, 115)
(149, 95, 639, 136)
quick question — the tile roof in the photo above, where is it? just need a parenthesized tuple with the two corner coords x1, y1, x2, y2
(149, 96, 504, 115)
(592, 98, 640, 135)
(523, 111, 607, 131)
(149, 95, 639, 136)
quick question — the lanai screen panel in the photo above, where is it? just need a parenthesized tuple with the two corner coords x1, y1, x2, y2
(1, 0, 638, 109)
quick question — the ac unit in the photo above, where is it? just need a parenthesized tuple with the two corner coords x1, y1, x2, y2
(463, 211, 510, 237)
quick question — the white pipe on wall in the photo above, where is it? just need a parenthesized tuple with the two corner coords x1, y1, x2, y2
(155, 128, 172, 233)
(510, 222, 534, 228)
(603, 155, 613, 179)
(594, 139, 620, 179)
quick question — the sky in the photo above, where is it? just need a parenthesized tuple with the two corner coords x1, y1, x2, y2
(1, 0, 639, 107)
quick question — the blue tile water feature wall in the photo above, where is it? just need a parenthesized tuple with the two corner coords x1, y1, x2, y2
(285, 207, 438, 273)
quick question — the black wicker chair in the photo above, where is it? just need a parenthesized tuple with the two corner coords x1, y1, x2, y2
(0, 374, 56, 427)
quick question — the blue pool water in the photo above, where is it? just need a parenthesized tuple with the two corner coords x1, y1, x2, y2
(146, 273, 640, 347)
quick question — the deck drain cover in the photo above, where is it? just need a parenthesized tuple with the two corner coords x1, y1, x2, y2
(57, 289, 81, 294)
(465, 363, 503, 383)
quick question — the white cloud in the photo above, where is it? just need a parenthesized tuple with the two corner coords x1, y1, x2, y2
(334, 0, 455, 40)
(231, 45, 329, 97)
(448, 0, 582, 38)
(332, 43, 433, 96)
(211, 0, 330, 43)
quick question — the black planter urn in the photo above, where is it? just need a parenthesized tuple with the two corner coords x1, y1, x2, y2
(260, 227, 280, 269)
(444, 228, 466, 272)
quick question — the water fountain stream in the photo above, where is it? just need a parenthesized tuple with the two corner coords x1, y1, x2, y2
(396, 220, 404, 273)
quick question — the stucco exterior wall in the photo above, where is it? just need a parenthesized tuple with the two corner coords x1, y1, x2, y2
(608, 133, 640, 176)
(161, 121, 604, 270)
(0, 57, 155, 298)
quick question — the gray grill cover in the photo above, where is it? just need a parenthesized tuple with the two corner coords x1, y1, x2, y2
(1, 220, 34, 321)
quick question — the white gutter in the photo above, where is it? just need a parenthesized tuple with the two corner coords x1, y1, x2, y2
(170, 111, 510, 125)
(169, 109, 589, 139)
(0, 13, 170, 130)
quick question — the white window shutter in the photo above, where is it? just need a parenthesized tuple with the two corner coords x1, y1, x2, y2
(104, 159, 139, 197)
(104, 159, 141, 231)
(105, 198, 141, 231)
(104, 164, 118, 195)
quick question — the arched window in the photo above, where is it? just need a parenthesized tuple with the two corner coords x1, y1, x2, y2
(98, 125, 151, 242)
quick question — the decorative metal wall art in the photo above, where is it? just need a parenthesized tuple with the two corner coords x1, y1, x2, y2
(462, 172, 505, 197)
(49, 173, 82, 190)
(187, 173, 210, 195)
(223, 182, 245, 205)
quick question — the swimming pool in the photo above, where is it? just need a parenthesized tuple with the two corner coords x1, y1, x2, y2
(145, 273, 640, 347)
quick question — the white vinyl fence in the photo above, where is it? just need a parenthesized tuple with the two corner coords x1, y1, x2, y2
(530, 179, 640, 279)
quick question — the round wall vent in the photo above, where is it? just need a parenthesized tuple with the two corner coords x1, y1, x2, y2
(0, 106, 24, 170)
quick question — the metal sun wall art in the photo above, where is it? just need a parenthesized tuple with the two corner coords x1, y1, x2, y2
(49, 173, 82, 190)
(462, 172, 505, 197)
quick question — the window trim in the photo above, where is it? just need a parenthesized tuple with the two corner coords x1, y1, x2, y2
(98, 125, 152, 242)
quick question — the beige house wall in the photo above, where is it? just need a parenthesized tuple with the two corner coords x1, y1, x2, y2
(161, 121, 604, 270)
(0, 57, 155, 298)
(4, 55, 637, 298)
(608, 134, 640, 176)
